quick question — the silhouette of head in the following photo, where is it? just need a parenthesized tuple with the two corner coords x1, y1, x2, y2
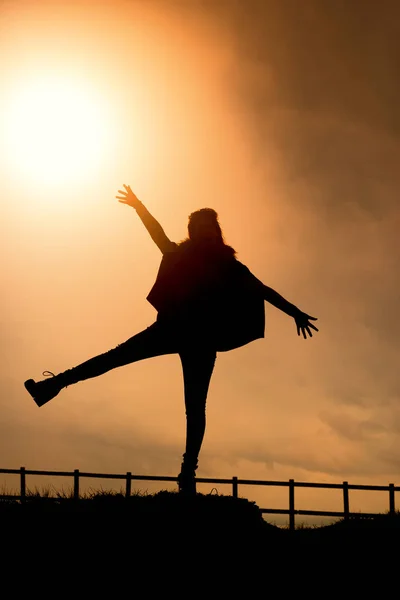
(187, 208, 223, 243)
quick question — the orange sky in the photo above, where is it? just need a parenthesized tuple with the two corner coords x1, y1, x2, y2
(1, 0, 400, 526)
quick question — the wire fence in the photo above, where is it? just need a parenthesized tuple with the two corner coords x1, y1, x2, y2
(1, 467, 398, 530)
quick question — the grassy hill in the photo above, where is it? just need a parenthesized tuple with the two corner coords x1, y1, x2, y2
(1, 489, 399, 587)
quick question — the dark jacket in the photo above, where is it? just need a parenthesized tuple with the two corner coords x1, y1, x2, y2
(134, 201, 298, 352)
(146, 242, 266, 351)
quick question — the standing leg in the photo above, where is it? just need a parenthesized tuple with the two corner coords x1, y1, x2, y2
(178, 348, 217, 495)
(24, 322, 178, 407)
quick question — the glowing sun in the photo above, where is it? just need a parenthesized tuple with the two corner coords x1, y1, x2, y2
(4, 74, 114, 187)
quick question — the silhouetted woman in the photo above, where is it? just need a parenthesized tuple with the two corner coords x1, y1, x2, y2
(24, 184, 318, 494)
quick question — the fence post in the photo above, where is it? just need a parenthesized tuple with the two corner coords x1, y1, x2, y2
(20, 466, 26, 503)
(232, 476, 238, 498)
(389, 483, 395, 515)
(289, 479, 295, 531)
(343, 481, 349, 520)
(126, 472, 132, 498)
(74, 469, 80, 500)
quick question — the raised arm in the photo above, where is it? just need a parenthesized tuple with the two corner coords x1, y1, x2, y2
(116, 184, 175, 254)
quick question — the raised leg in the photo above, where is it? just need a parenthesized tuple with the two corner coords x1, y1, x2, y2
(24, 322, 178, 406)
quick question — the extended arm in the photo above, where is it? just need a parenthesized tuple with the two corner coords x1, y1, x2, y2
(263, 283, 319, 339)
(262, 284, 300, 318)
(237, 262, 319, 339)
(116, 184, 175, 254)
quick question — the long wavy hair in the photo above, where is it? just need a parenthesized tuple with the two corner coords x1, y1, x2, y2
(178, 208, 236, 257)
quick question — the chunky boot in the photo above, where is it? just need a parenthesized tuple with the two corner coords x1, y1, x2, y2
(177, 470, 197, 496)
(24, 371, 67, 407)
(177, 456, 198, 496)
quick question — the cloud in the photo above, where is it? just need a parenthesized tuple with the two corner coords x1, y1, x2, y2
(2, 1, 400, 510)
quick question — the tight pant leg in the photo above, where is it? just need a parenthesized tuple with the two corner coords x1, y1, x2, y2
(179, 348, 217, 471)
(60, 322, 178, 385)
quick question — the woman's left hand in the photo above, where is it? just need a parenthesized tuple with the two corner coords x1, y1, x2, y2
(294, 312, 319, 339)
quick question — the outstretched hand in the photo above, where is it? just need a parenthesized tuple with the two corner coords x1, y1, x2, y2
(294, 312, 319, 339)
(116, 184, 140, 208)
